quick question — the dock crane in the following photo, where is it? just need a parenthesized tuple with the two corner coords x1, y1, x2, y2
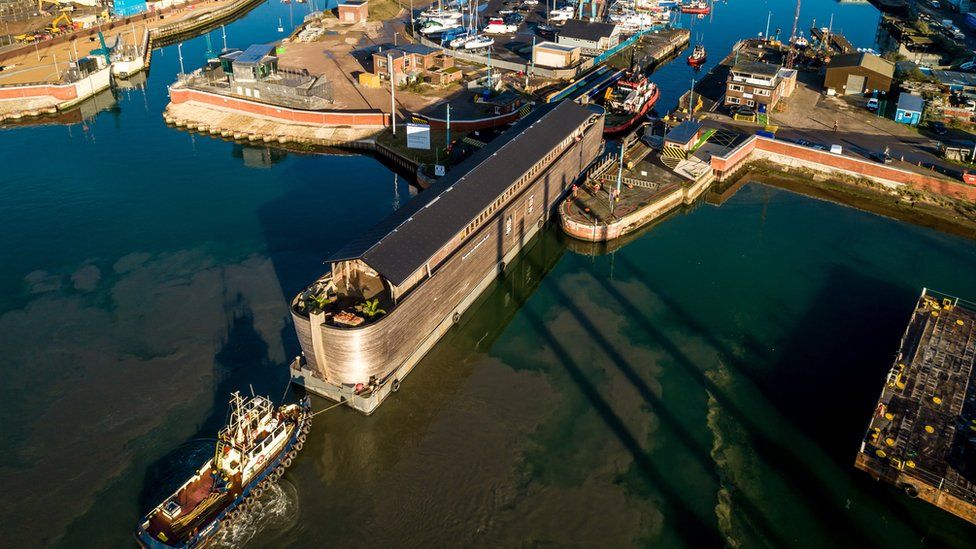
(785, 0, 801, 68)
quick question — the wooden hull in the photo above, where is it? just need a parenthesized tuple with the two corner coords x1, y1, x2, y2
(292, 113, 606, 414)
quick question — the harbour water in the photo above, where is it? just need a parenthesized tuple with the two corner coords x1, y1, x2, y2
(2, 0, 976, 546)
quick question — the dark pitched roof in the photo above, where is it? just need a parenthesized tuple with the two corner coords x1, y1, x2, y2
(826, 52, 894, 77)
(558, 19, 617, 42)
(328, 101, 594, 286)
(896, 93, 924, 113)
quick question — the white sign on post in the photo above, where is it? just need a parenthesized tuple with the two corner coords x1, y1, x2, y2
(406, 123, 430, 150)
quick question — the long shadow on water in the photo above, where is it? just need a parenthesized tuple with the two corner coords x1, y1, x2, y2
(581, 251, 935, 542)
(136, 290, 286, 513)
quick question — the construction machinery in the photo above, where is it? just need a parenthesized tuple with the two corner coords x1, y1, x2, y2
(46, 12, 76, 34)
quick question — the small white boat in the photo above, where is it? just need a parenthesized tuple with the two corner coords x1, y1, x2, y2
(420, 19, 463, 35)
(484, 17, 518, 34)
(463, 34, 495, 49)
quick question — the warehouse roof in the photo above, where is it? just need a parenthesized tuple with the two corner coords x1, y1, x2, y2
(826, 52, 894, 78)
(327, 101, 595, 286)
(558, 19, 617, 42)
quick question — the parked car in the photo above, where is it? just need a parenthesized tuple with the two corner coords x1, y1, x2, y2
(866, 97, 879, 111)
(931, 121, 948, 135)
(869, 151, 893, 164)
(830, 144, 843, 155)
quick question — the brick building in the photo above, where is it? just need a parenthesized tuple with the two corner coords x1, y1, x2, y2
(371, 44, 453, 85)
(338, 0, 368, 23)
(724, 62, 795, 112)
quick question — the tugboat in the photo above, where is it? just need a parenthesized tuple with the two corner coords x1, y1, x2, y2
(602, 72, 660, 135)
(680, 0, 711, 14)
(687, 43, 706, 67)
(136, 393, 312, 548)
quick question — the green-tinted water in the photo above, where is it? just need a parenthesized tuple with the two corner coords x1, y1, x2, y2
(2, 0, 975, 545)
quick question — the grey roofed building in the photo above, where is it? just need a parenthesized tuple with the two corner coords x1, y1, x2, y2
(557, 19, 619, 50)
(327, 101, 596, 286)
(558, 19, 616, 42)
(235, 44, 276, 66)
(664, 119, 703, 147)
(730, 61, 781, 78)
(896, 92, 924, 113)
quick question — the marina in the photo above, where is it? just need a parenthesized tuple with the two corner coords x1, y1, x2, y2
(2, 0, 976, 545)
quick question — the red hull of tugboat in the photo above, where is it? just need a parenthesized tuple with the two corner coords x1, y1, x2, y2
(687, 55, 706, 67)
(604, 87, 659, 135)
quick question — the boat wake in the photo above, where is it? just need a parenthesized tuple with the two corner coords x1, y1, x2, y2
(210, 480, 300, 548)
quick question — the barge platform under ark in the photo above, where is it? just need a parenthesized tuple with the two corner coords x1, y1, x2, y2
(290, 101, 606, 414)
(856, 288, 976, 526)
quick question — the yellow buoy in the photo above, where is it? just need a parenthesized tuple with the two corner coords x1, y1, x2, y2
(884, 413, 895, 420)
(876, 449, 887, 458)
(906, 460, 916, 468)
(924, 425, 935, 434)
(956, 319, 965, 326)
(933, 396, 942, 405)
(885, 437, 895, 446)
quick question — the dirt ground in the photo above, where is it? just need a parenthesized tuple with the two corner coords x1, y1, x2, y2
(278, 13, 503, 119)
(0, 0, 241, 85)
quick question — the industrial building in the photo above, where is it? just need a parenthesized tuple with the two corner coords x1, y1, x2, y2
(823, 52, 894, 95)
(532, 42, 581, 68)
(557, 20, 620, 52)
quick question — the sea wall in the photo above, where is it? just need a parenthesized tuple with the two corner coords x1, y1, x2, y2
(711, 136, 976, 201)
(561, 172, 715, 242)
(169, 86, 390, 127)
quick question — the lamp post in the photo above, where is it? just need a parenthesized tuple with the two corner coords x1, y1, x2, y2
(388, 53, 396, 136)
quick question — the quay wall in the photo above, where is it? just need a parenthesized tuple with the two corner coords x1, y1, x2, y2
(711, 136, 976, 202)
(169, 87, 390, 127)
(561, 171, 715, 242)
(0, 83, 78, 101)
(0, 65, 112, 122)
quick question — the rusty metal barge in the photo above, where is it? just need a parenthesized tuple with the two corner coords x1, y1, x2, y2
(856, 288, 976, 526)
(289, 101, 606, 414)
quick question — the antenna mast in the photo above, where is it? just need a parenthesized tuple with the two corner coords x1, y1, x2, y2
(786, 0, 801, 68)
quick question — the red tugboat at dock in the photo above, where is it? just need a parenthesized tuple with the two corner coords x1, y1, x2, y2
(687, 43, 706, 67)
(680, 0, 711, 14)
(602, 72, 659, 135)
(136, 393, 311, 548)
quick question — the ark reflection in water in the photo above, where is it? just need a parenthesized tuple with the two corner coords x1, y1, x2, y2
(289, 101, 607, 414)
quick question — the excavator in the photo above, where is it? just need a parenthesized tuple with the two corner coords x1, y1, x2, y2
(46, 12, 77, 35)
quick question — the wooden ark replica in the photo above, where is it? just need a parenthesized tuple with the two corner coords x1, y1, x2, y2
(289, 101, 606, 414)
